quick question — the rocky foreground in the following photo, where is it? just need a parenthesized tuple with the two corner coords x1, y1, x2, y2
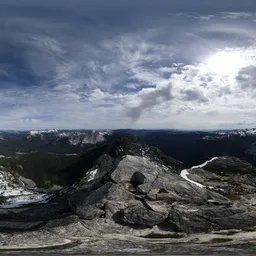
(1, 137, 256, 254)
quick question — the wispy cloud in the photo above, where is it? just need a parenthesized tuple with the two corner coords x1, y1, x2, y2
(0, 0, 256, 129)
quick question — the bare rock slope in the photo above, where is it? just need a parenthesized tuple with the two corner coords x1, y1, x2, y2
(68, 141, 256, 233)
(1, 137, 256, 252)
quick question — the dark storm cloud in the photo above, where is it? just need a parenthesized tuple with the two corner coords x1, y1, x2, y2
(127, 85, 173, 120)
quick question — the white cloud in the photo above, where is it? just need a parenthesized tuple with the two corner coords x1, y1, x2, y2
(1, 3, 256, 130)
(221, 12, 255, 19)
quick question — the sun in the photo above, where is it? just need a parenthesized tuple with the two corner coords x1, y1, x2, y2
(206, 50, 242, 76)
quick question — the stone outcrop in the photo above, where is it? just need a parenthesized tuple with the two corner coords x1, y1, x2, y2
(1, 137, 256, 235)
(66, 138, 256, 233)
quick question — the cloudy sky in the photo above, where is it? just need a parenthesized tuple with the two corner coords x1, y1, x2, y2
(0, 0, 256, 130)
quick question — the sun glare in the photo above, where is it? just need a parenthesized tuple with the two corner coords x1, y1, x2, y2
(207, 51, 242, 76)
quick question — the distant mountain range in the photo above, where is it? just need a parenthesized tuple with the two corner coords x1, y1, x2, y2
(0, 128, 255, 167)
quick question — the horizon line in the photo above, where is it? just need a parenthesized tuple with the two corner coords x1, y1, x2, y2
(0, 127, 255, 132)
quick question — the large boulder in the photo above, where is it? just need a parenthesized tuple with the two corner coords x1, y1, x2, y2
(167, 204, 256, 233)
(110, 155, 160, 184)
(121, 203, 168, 228)
(69, 182, 136, 220)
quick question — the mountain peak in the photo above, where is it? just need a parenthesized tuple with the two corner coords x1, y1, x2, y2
(29, 129, 58, 136)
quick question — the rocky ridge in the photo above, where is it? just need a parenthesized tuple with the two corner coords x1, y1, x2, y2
(1, 137, 256, 253)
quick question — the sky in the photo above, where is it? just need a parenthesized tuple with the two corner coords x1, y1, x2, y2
(0, 0, 256, 130)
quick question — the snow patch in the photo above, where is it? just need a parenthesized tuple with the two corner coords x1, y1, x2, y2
(0, 194, 49, 208)
(180, 169, 205, 188)
(207, 199, 216, 203)
(87, 169, 98, 182)
(180, 157, 218, 188)
(0, 155, 11, 159)
(0, 169, 49, 208)
(191, 157, 219, 169)
(0, 170, 32, 197)
(15, 152, 28, 155)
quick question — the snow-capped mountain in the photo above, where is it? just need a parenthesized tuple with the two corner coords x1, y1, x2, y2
(229, 128, 256, 136)
(0, 128, 255, 167)
(203, 128, 256, 140)
(0, 130, 113, 154)
(57, 130, 111, 145)
(29, 129, 58, 136)
(27, 129, 112, 145)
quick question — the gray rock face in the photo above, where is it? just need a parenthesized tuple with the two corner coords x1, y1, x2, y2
(69, 182, 135, 220)
(203, 156, 256, 174)
(151, 174, 207, 203)
(121, 204, 168, 227)
(69, 182, 112, 220)
(110, 155, 159, 184)
(0, 195, 71, 231)
(0, 220, 45, 231)
(2, 138, 256, 236)
(67, 150, 256, 233)
(18, 176, 37, 189)
(167, 204, 256, 233)
(69, 155, 163, 221)
(187, 157, 256, 199)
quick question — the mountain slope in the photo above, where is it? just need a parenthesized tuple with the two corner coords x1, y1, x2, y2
(0, 167, 49, 208)
(67, 140, 256, 233)
(0, 152, 79, 188)
(1, 136, 256, 255)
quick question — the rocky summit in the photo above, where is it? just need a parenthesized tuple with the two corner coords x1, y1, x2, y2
(1, 137, 256, 254)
